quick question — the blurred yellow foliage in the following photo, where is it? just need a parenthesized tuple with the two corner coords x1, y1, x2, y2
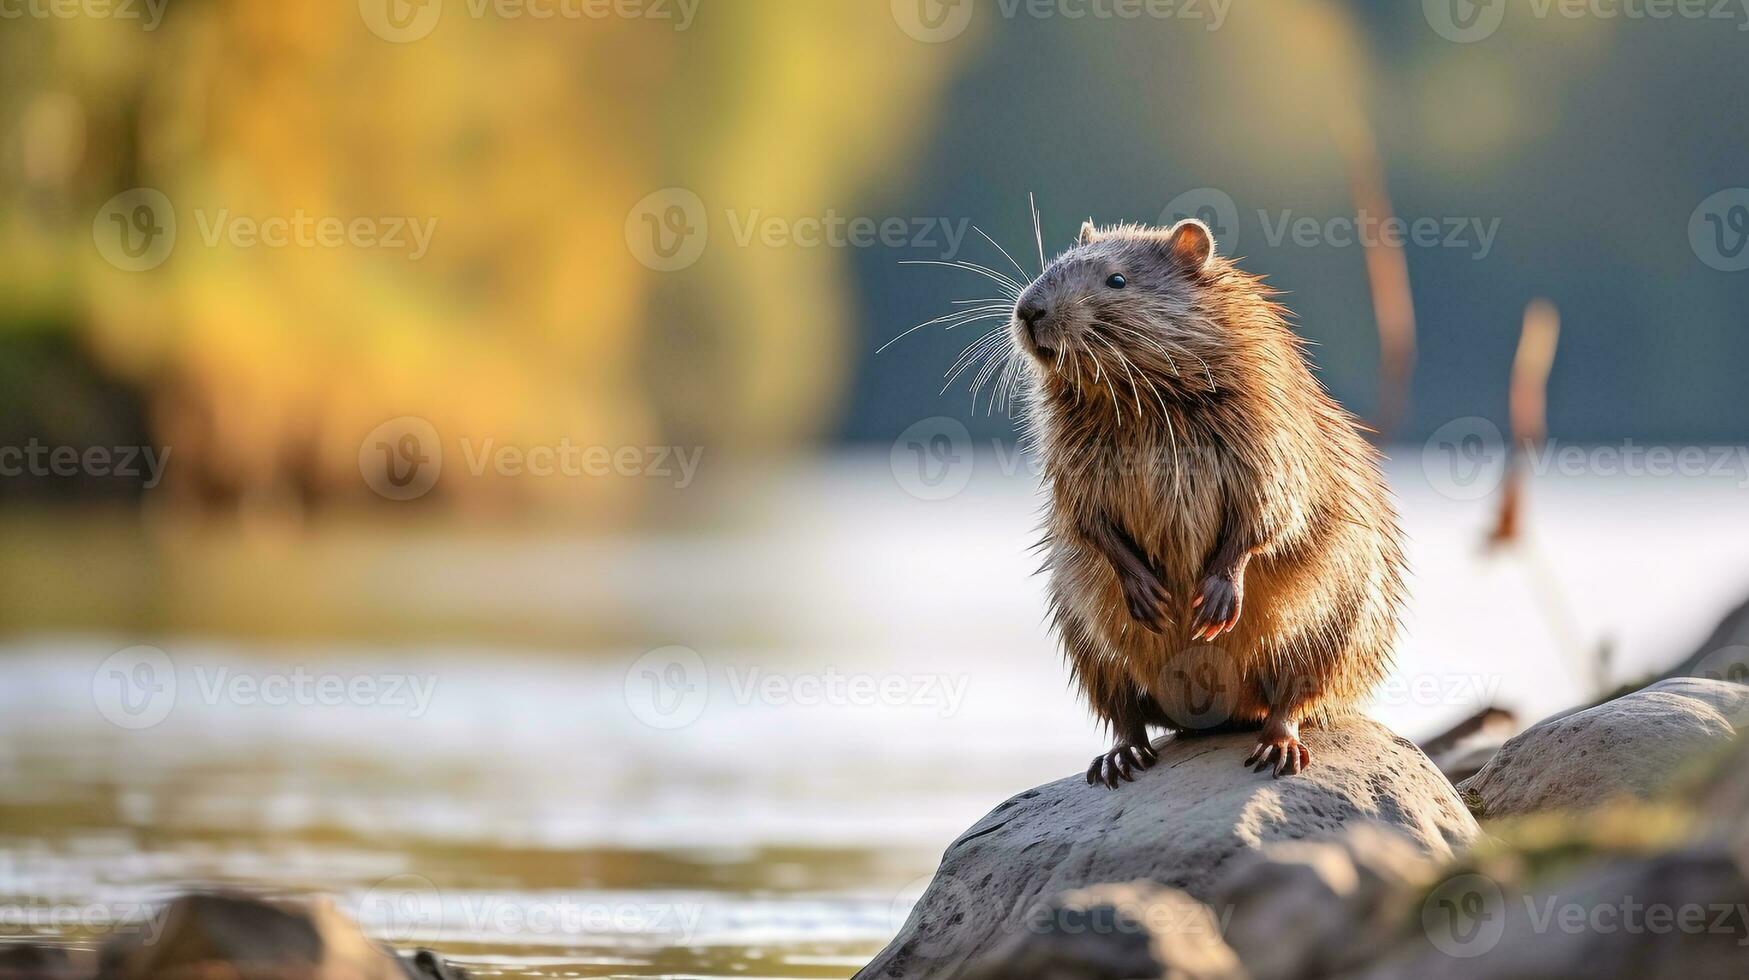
(1, 0, 960, 517)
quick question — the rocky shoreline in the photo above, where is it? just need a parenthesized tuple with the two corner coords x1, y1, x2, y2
(857, 665, 1749, 979)
(3, 616, 1745, 980)
(0, 893, 469, 980)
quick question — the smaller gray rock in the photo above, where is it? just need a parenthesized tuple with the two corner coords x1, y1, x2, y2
(1458, 677, 1748, 819)
(96, 893, 469, 980)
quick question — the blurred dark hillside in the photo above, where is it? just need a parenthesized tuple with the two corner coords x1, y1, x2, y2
(844, 1, 1749, 445)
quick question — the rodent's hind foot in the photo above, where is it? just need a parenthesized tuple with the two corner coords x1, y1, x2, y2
(1086, 742, 1159, 789)
(1243, 720, 1310, 778)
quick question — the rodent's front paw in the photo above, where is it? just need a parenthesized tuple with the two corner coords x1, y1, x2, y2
(1121, 572, 1172, 634)
(1189, 573, 1242, 642)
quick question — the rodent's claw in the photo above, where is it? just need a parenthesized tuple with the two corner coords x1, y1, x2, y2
(1121, 574, 1173, 634)
(1244, 722, 1310, 778)
(1189, 573, 1242, 642)
(1087, 742, 1159, 789)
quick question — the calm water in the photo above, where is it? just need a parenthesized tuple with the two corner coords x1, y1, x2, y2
(2, 454, 1748, 977)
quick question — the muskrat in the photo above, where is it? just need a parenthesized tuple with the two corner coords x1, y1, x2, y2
(1006, 218, 1407, 784)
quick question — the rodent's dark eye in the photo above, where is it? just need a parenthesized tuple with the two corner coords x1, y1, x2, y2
(1106, 274, 1127, 289)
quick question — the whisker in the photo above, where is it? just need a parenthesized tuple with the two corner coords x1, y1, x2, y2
(970, 336, 1015, 405)
(1088, 333, 1144, 418)
(876, 305, 1012, 354)
(1029, 193, 1046, 274)
(899, 259, 1022, 295)
(943, 325, 1013, 389)
(973, 225, 1033, 287)
(1103, 320, 1181, 377)
(1082, 345, 1122, 426)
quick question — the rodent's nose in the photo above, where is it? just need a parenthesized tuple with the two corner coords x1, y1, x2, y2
(1016, 299, 1048, 328)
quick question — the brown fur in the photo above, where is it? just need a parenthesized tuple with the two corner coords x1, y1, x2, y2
(1011, 219, 1407, 781)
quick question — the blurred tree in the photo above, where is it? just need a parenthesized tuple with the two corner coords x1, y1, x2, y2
(0, 0, 960, 516)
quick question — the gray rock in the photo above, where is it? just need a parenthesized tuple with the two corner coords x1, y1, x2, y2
(94, 893, 468, 980)
(959, 883, 1243, 980)
(1458, 677, 1749, 819)
(1359, 845, 1749, 980)
(855, 718, 1477, 980)
(1213, 823, 1440, 980)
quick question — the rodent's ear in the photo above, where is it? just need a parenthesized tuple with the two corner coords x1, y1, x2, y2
(1164, 219, 1215, 272)
(1079, 220, 1100, 246)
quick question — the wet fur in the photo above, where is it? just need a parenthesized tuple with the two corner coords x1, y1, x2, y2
(1012, 221, 1407, 770)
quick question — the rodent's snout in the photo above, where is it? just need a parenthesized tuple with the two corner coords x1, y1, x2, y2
(1014, 292, 1055, 355)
